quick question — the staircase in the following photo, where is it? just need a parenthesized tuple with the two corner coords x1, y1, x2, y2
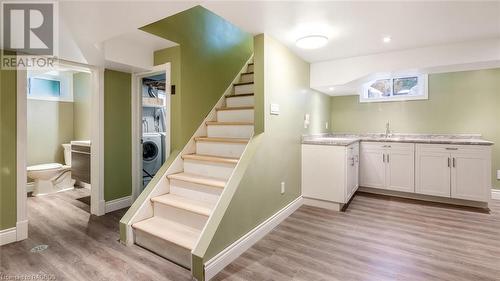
(132, 61, 255, 269)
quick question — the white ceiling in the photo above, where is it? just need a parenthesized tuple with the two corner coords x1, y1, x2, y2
(53, 1, 500, 66)
(204, 1, 500, 62)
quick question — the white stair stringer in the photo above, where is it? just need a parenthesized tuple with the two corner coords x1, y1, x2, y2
(129, 57, 255, 271)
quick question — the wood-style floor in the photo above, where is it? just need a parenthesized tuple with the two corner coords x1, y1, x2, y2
(0, 188, 192, 281)
(1, 189, 500, 281)
(214, 193, 500, 281)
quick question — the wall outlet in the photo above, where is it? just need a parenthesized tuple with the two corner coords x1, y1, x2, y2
(325, 122, 329, 129)
(281, 182, 285, 194)
(304, 114, 310, 129)
(497, 170, 500, 180)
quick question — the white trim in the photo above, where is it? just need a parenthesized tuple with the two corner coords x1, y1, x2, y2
(131, 63, 171, 202)
(0, 227, 17, 246)
(492, 189, 500, 200)
(90, 66, 105, 216)
(17, 66, 28, 242)
(105, 196, 133, 213)
(204, 196, 303, 281)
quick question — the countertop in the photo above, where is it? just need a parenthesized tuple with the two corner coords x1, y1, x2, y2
(302, 133, 494, 146)
(71, 140, 91, 147)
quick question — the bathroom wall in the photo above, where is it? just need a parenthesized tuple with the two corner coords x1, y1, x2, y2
(73, 72, 91, 140)
(330, 68, 500, 189)
(27, 100, 74, 166)
(0, 51, 17, 231)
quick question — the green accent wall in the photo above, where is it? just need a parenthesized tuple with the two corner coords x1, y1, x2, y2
(27, 100, 74, 166)
(154, 46, 182, 150)
(0, 53, 17, 230)
(143, 5, 253, 151)
(330, 68, 500, 189)
(104, 69, 132, 201)
(196, 35, 331, 273)
(73, 72, 91, 140)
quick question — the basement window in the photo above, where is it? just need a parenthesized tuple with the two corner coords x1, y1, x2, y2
(360, 74, 428, 103)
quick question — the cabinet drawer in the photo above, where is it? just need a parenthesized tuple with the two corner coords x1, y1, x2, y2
(361, 141, 413, 151)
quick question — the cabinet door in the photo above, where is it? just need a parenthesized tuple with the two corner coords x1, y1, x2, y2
(360, 146, 386, 189)
(345, 143, 359, 201)
(386, 145, 415, 192)
(415, 149, 451, 197)
(451, 152, 491, 202)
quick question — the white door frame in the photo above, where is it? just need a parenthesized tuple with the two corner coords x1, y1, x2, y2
(131, 63, 171, 201)
(17, 58, 105, 242)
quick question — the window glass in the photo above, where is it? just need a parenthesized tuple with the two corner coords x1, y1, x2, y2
(367, 79, 391, 98)
(393, 77, 418, 96)
(29, 78, 61, 98)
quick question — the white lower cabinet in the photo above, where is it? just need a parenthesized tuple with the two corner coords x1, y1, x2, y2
(416, 144, 491, 202)
(302, 142, 359, 206)
(360, 142, 415, 193)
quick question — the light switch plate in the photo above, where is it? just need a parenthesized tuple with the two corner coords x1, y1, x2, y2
(497, 170, 500, 180)
(281, 182, 285, 194)
(270, 103, 280, 115)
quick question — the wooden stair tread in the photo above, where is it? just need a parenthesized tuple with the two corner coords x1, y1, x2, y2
(216, 106, 254, 111)
(167, 172, 226, 188)
(152, 194, 215, 217)
(194, 136, 250, 143)
(234, 81, 254, 86)
(206, 121, 254, 126)
(132, 217, 200, 250)
(182, 154, 239, 164)
(225, 93, 254, 98)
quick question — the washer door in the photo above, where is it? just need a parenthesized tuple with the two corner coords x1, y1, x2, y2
(143, 141, 159, 162)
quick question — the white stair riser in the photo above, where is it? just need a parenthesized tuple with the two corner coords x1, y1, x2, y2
(226, 96, 254, 107)
(240, 74, 254, 83)
(153, 202, 208, 231)
(183, 160, 235, 180)
(134, 228, 192, 268)
(207, 125, 254, 138)
(247, 64, 254, 72)
(217, 109, 254, 122)
(169, 179, 222, 205)
(196, 141, 247, 158)
(234, 83, 254, 95)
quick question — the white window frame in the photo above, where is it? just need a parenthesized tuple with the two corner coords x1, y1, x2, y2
(27, 72, 74, 102)
(360, 74, 428, 103)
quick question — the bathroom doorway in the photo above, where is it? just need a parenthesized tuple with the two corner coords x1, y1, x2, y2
(16, 60, 105, 241)
(132, 64, 171, 200)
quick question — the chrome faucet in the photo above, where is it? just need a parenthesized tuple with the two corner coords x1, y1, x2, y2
(385, 121, 392, 138)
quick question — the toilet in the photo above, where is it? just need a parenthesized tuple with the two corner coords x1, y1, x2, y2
(27, 143, 76, 196)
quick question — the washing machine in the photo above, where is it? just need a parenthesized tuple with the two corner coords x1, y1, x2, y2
(142, 133, 162, 185)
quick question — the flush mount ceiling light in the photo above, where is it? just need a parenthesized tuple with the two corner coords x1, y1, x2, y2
(383, 36, 392, 43)
(328, 86, 335, 91)
(296, 35, 329, 49)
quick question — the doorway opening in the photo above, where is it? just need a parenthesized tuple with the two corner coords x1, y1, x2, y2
(132, 64, 171, 199)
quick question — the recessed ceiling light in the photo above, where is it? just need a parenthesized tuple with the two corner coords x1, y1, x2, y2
(328, 87, 335, 91)
(296, 35, 329, 49)
(383, 36, 392, 43)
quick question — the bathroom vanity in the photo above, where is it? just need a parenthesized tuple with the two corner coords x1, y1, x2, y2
(71, 141, 91, 184)
(302, 134, 493, 210)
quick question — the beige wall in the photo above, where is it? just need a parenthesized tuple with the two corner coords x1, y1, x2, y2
(330, 68, 500, 189)
(27, 100, 74, 166)
(73, 72, 91, 140)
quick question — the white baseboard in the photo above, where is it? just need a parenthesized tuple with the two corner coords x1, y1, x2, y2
(0, 227, 17, 246)
(492, 189, 500, 200)
(105, 196, 132, 213)
(204, 196, 303, 281)
(16, 220, 28, 241)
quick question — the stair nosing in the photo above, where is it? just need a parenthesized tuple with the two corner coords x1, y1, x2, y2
(225, 93, 254, 98)
(194, 136, 250, 144)
(167, 172, 226, 188)
(182, 153, 239, 164)
(234, 81, 254, 86)
(241, 72, 254, 75)
(151, 194, 213, 217)
(216, 106, 254, 111)
(206, 121, 254, 126)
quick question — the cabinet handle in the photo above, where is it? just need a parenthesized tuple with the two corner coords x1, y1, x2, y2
(383, 154, 385, 163)
(448, 157, 451, 167)
(446, 148, 458, 150)
(387, 154, 389, 163)
(453, 158, 456, 168)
